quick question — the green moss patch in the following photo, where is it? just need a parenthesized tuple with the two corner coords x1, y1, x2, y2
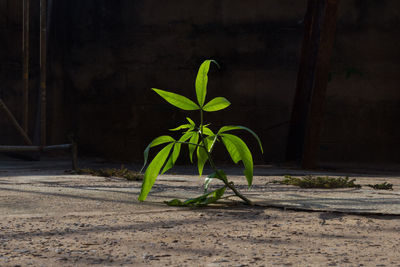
(76, 166, 143, 181)
(274, 175, 361, 189)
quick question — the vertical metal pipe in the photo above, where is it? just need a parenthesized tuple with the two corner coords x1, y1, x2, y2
(22, 0, 30, 133)
(40, 0, 47, 147)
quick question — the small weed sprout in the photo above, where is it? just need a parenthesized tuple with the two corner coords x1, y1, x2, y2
(367, 182, 393, 190)
(274, 175, 361, 189)
(138, 60, 263, 206)
(76, 166, 143, 181)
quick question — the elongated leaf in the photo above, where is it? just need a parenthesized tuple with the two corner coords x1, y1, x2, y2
(201, 126, 214, 136)
(186, 117, 195, 126)
(204, 177, 213, 192)
(208, 135, 219, 154)
(161, 142, 181, 174)
(208, 169, 227, 181)
(221, 134, 254, 187)
(196, 136, 215, 176)
(204, 170, 227, 192)
(218, 125, 263, 153)
(188, 132, 199, 163)
(169, 124, 192, 131)
(195, 60, 219, 107)
(161, 153, 174, 175)
(197, 145, 208, 177)
(165, 186, 226, 206)
(164, 199, 183, 206)
(221, 136, 240, 163)
(139, 143, 174, 201)
(153, 88, 200, 111)
(179, 130, 194, 143)
(161, 131, 193, 174)
(141, 135, 175, 172)
(203, 97, 231, 112)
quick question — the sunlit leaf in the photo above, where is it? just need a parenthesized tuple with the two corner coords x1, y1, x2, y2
(164, 199, 184, 206)
(160, 131, 193, 174)
(169, 186, 226, 206)
(153, 88, 200, 111)
(208, 169, 227, 181)
(207, 135, 219, 154)
(196, 136, 215, 176)
(180, 131, 194, 143)
(218, 125, 263, 153)
(161, 142, 181, 174)
(188, 132, 199, 163)
(186, 117, 195, 126)
(141, 135, 175, 172)
(169, 124, 192, 131)
(202, 126, 214, 136)
(203, 97, 231, 112)
(195, 60, 219, 107)
(197, 145, 208, 177)
(138, 143, 174, 201)
(221, 134, 254, 187)
(204, 177, 213, 192)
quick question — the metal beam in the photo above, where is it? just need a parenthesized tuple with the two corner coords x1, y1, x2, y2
(40, 0, 47, 147)
(22, 0, 30, 132)
(0, 144, 78, 170)
(286, 0, 340, 169)
(0, 98, 33, 145)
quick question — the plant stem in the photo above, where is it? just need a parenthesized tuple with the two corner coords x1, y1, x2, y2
(199, 109, 253, 206)
(225, 181, 253, 205)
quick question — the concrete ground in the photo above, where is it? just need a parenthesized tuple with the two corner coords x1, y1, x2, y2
(0, 156, 399, 266)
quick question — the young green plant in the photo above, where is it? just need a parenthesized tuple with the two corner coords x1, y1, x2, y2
(138, 60, 263, 206)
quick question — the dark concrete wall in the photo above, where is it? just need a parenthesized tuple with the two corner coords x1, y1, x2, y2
(1, 0, 399, 164)
(321, 0, 400, 163)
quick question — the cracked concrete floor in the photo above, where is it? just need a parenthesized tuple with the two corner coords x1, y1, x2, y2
(0, 157, 399, 266)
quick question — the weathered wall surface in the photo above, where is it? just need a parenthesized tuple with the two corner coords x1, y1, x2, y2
(321, 0, 400, 163)
(1, 0, 399, 164)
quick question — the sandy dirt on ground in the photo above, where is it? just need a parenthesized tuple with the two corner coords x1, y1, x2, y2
(1, 206, 400, 266)
(0, 170, 399, 266)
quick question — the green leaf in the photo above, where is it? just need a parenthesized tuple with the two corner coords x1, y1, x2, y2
(208, 169, 227, 181)
(153, 88, 200, 111)
(164, 199, 184, 206)
(196, 136, 215, 176)
(188, 132, 199, 163)
(161, 142, 181, 174)
(138, 143, 174, 201)
(141, 135, 175, 172)
(186, 117, 195, 126)
(203, 97, 231, 112)
(204, 170, 227, 192)
(207, 135, 219, 154)
(195, 60, 219, 107)
(169, 124, 192, 131)
(180, 131, 194, 142)
(218, 125, 264, 153)
(201, 126, 214, 136)
(197, 145, 208, 177)
(165, 186, 226, 207)
(221, 134, 254, 187)
(185, 186, 226, 206)
(161, 131, 194, 174)
(204, 177, 213, 192)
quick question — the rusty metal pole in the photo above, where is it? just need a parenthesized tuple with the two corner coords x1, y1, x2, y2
(301, 0, 340, 169)
(286, 0, 319, 162)
(40, 0, 47, 147)
(22, 0, 30, 133)
(286, 0, 340, 169)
